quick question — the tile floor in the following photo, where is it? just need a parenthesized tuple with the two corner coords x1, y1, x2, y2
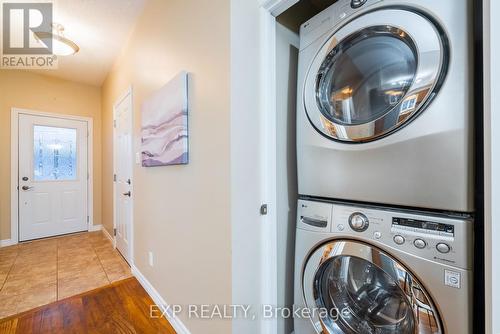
(0, 231, 132, 319)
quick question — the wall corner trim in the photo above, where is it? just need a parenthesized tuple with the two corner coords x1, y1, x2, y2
(101, 227, 114, 245)
(131, 265, 191, 334)
(0, 239, 17, 248)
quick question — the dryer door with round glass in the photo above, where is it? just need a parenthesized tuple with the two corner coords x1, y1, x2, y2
(302, 240, 442, 334)
(303, 9, 448, 142)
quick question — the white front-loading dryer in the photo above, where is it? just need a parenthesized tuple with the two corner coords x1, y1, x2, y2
(296, 0, 474, 212)
(293, 199, 473, 334)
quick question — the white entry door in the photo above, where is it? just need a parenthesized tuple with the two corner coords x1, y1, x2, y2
(19, 114, 89, 241)
(114, 91, 133, 262)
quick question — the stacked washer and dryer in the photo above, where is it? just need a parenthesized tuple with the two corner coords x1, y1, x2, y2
(293, 0, 474, 333)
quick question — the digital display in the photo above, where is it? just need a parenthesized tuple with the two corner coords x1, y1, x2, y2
(392, 217, 454, 234)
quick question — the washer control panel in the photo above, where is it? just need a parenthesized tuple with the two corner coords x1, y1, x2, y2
(297, 199, 473, 270)
(391, 217, 455, 254)
(392, 217, 455, 236)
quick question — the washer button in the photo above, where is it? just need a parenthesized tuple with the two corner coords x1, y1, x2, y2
(337, 224, 345, 231)
(436, 243, 451, 254)
(393, 235, 405, 245)
(414, 239, 427, 249)
(373, 231, 382, 239)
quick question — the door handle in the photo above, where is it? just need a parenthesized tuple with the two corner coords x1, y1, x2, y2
(300, 216, 328, 228)
(22, 186, 34, 191)
(123, 191, 131, 197)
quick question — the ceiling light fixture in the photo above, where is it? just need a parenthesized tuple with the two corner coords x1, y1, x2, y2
(36, 23, 80, 56)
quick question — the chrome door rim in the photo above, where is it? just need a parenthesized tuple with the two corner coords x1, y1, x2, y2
(303, 7, 449, 143)
(302, 239, 443, 334)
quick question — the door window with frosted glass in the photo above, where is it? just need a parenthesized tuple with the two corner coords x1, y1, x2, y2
(33, 125, 78, 181)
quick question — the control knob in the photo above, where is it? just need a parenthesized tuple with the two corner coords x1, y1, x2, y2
(349, 212, 369, 232)
(351, 0, 368, 8)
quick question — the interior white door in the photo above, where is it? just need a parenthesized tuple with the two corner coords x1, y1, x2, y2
(18, 114, 88, 241)
(114, 92, 133, 262)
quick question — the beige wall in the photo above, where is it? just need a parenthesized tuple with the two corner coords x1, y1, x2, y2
(0, 70, 102, 241)
(101, 0, 231, 333)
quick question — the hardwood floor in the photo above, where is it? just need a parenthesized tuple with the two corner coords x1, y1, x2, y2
(0, 278, 176, 334)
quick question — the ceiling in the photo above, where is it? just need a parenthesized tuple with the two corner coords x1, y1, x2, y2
(31, 0, 146, 86)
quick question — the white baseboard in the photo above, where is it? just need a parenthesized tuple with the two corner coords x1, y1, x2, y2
(88, 224, 102, 232)
(0, 239, 17, 247)
(101, 227, 115, 246)
(132, 265, 191, 334)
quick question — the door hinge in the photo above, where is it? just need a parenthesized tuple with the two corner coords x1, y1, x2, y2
(260, 204, 268, 216)
(113, 174, 117, 182)
(87, 216, 90, 223)
(113, 228, 117, 236)
(113, 120, 117, 128)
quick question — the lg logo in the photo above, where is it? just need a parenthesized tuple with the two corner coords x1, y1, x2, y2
(2, 3, 53, 55)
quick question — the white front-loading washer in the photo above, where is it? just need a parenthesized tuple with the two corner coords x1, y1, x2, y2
(296, 0, 474, 212)
(293, 199, 473, 334)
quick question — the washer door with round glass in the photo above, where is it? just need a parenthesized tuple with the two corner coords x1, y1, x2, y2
(302, 240, 442, 334)
(303, 8, 449, 142)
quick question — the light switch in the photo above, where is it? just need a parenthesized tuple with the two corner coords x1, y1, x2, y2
(148, 251, 154, 267)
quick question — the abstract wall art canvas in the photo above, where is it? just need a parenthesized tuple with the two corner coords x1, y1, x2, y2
(141, 71, 189, 167)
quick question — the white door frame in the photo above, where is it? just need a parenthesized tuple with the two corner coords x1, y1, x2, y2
(257, 1, 299, 334)
(483, 0, 500, 332)
(10, 108, 94, 244)
(112, 86, 134, 265)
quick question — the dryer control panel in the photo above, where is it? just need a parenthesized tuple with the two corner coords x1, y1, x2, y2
(299, 0, 382, 50)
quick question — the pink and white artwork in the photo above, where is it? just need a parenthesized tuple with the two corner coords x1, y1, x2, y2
(141, 71, 189, 167)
